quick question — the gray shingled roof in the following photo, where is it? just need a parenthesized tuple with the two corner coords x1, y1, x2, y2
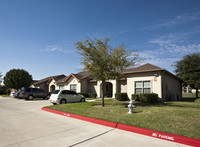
(33, 74, 66, 85)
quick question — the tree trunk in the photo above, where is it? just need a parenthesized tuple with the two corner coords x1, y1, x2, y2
(102, 81, 105, 107)
(196, 88, 198, 98)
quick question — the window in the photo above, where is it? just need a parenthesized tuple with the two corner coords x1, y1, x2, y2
(70, 84, 77, 91)
(53, 90, 60, 94)
(135, 81, 151, 94)
(61, 90, 68, 94)
(61, 90, 77, 95)
(59, 85, 64, 90)
(38, 89, 45, 93)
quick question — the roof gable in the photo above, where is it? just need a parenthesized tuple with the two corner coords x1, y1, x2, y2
(122, 63, 164, 74)
(33, 74, 66, 85)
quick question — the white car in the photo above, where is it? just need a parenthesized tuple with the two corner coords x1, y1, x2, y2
(10, 92, 15, 97)
(49, 90, 85, 105)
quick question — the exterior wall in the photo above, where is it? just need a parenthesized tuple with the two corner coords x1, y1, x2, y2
(49, 80, 59, 92)
(56, 77, 81, 93)
(88, 82, 98, 94)
(81, 78, 88, 92)
(97, 80, 117, 98)
(127, 72, 162, 100)
(118, 80, 127, 93)
(34, 83, 49, 93)
(161, 72, 182, 101)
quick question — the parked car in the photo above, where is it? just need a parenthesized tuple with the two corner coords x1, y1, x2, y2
(19, 87, 50, 100)
(10, 92, 15, 97)
(14, 91, 21, 98)
(49, 90, 85, 105)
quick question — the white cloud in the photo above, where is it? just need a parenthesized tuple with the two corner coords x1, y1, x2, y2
(150, 10, 200, 29)
(44, 45, 75, 54)
(149, 38, 200, 55)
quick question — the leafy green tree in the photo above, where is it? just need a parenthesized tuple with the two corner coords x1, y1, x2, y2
(4, 69, 33, 90)
(75, 38, 138, 106)
(174, 53, 200, 98)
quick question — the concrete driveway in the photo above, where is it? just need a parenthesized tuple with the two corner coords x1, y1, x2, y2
(0, 96, 190, 147)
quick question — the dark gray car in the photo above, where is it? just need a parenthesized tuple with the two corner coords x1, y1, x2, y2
(19, 87, 50, 100)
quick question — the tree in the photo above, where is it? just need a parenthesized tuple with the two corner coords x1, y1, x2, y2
(75, 38, 138, 106)
(0, 72, 2, 85)
(174, 53, 200, 98)
(4, 69, 33, 90)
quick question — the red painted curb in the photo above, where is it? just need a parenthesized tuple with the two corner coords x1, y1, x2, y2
(117, 123, 200, 147)
(42, 107, 200, 147)
(41, 107, 117, 128)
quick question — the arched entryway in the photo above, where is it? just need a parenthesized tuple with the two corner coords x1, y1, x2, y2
(50, 85, 55, 93)
(101, 82, 113, 97)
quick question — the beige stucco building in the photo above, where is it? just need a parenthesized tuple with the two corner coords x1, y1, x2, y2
(33, 63, 182, 101)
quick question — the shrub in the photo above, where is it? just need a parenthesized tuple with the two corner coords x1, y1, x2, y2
(6, 90, 11, 95)
(78, 92, 89, 98)
(0, 89, 4, 95)
(115, 93, 128, 101)
(194, 98, 200, 103)
(139, 93, 158, 103)
(131, 94, 140, 101)
(89, 93, 97, 98)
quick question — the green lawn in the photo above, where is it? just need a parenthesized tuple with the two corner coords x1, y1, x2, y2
(46, 99, 200, 139)
(0, 94, 10, 97)
(181, 93, 199, 102)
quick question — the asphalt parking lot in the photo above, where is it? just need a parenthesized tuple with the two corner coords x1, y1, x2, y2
(0, 96, 190, 147)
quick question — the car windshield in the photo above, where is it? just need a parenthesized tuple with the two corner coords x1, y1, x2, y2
(52, 90, 60, 94)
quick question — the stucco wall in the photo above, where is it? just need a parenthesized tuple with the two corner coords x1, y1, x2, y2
(118, 80, 127, 93)
(127, 72, 162, 99)
(81, 79, 88, 92)
(56, 76, 81, 93)
(49, 79, 59, 92)
(34, 83, 49, 93)
(88, 82, 98, 94)
(161, 72, 182, 101)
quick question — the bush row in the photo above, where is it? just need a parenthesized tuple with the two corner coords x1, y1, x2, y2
(78, 92, 97, 98)
(132, 93, 158, 103)
(114, 92, 158, 103)
(115, 93, 128, 101)
(0, 89, 11, 95)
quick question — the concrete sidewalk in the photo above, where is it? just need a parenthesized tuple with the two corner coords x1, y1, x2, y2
(0, 96, 190, 147)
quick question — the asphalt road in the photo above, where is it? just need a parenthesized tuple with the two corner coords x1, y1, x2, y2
(0, 96, 190, 147)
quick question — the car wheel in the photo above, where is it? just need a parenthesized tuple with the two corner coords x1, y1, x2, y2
(80, 98, 85, 102)
(60, 99, 67, 104)
(28, 95, 33, 100)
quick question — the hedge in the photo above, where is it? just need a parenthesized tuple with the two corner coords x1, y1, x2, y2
(139, 93, 158, 103)
(89, 93, 97, 98)
(131, 94, 140, 101)
(115, 93, 128, 101)
(78, 92, 97, 98)
(78, 92, 89, 98)
(131, 93, 158, 103)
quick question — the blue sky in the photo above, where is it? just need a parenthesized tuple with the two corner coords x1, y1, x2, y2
(0, 0, 200, 80)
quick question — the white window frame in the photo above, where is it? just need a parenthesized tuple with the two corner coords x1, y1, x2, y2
(70, 84, 77, 91)
(135, 81, 151, 94)
(59, 85, 64, 90)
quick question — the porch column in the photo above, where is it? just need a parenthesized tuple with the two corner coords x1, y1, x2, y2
(111, 80, 117, 98)
(97, 81, 102, 98)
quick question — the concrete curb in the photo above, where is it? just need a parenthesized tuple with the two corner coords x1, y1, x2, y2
(41, 107, 200, 147)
